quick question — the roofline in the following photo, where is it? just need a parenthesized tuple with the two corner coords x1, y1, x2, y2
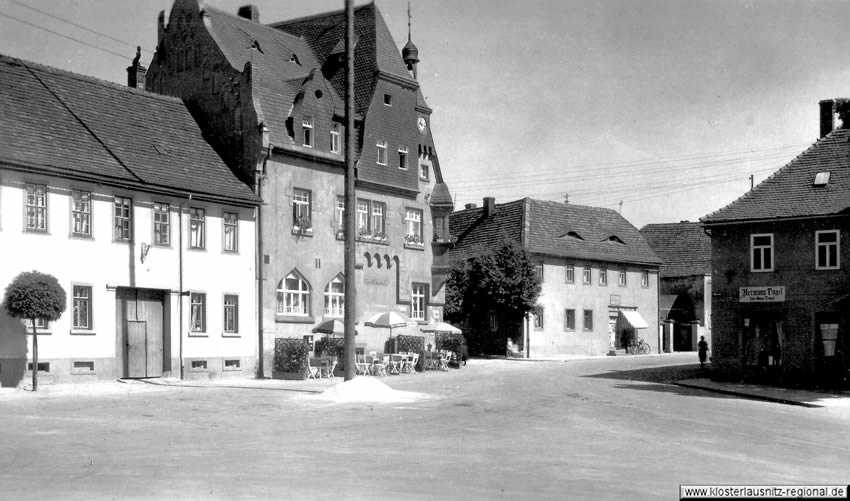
(529, 250, 662, 267)
(267, 3, 373, 29)
(0, 161, 260, 207)
(701, 212, 849, 227)
(1, 54, 185, 106)
(202, 5, 310, 45)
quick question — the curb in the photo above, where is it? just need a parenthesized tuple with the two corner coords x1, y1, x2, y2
(672, 381, 821, 408)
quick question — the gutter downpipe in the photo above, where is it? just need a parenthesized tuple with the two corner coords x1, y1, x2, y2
(256, 139, 271, 378)
(178, 194, 192, 380)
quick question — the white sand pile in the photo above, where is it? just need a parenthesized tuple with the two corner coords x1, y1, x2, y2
(311, 377, 427, 403)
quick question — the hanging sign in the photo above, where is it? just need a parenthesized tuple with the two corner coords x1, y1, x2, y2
(739, 286, 785, 303)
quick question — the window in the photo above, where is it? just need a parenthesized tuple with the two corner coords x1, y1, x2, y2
(153, 203, 170, 246)
(223, 212, 238, 252)
(302, 116, 313, 147)
(23, 318, 48, 330)
(223, 294, 238, 333)
(405, 208, 423, 245)
(582, 265, 592, 285)
(376, 140, 387, 165)
(72, 285, 92, 330)
(599, 265, 608, 286)
(330, 124, 340, 153)
(324, 275, 344, 317)
(371, 202, 386, 236)
(565, 309, 575, 331)
(190, 292, 206, 332)
(278, 272, 310, 316)
(411, 283, 426, 320)
(189, 208, 205, 249)
(583, 310, 593, 331)
(534, 263, 544, 282)
(751, 233, 774, 272)
(565, 263, 575, 283)
(489, 311, 498, 332)
(336, 196, 345, 229)
(25, 183, 47, 231)
(419, 163, 430, 181)
(71, 190, 91, 237)
(113, 196, 132, 241)
(533, 306, 544, 330)
(815, 230, 839, 270)
(383, 93, 392, 106)
(292, 189, 311, 231)
(618, 267, 627, 286)
(398, 146, 408, 169)
(641, 270, 650, 287)
(357, 199, 369, 234)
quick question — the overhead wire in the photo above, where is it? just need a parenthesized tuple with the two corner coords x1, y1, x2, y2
(0, 11, 130, 60)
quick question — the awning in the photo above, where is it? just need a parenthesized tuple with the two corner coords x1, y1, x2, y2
(620, 310, 649, 329)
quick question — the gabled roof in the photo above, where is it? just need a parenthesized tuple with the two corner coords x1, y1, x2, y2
(449, 198, 661, 266)
(702, 128, 850, 224)
(0, 54, 258, 205)
(272, 4, 414, 114)
(639, 222, 712, 277)
(525, 200, 661, 265)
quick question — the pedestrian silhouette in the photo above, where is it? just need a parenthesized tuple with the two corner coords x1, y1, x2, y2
(698, 336, 709, 368)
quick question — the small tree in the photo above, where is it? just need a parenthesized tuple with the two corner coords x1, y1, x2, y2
(445, 239, 541, 354)
(2, 271, 66, 391)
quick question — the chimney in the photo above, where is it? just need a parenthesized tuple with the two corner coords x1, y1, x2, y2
(819, 99, 835, 138)
(238, 5, 259, 22)
(126, 46, 147, 90)
(464, 203, 477, 210)
(483, 197, 495, 217)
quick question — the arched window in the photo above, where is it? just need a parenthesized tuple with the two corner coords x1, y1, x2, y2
(324, 275, 345, 318)
(277, 271, 310, 316)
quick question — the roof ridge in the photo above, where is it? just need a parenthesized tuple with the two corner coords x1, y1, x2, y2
(268, 3, 374, 29)
(0, 53, 184, 105)
(203, 5, 310, 44)
(701, 135, 821, 222)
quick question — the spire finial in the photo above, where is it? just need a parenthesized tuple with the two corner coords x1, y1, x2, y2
(407, 2, 412, 41)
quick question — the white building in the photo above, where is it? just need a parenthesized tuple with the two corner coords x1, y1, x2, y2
(0, 54, 260, 385)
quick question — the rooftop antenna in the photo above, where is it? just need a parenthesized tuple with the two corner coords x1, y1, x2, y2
(618, 200, 623, 214)
(564, 193, 569, 204)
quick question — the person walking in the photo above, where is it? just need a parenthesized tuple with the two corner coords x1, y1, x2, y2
(698, 336, 709, 368)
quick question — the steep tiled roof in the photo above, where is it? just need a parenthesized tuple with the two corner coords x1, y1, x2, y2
(639, 222, 711, 277)
(449, 198, 661, 266)
(526, 200, 661, 265)
(449, 199, 526, 261)
(702, 129, 850, 223)
(0, 54, 258, 204)
(273, 4, 413, 115)
(430, 182, 453, 206)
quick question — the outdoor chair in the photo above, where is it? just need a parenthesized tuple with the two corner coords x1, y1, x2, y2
(321, 358, 337, 379)
(306, 357, 321, 379)
(371, 353, 388, 376)
(405, 353, 419, 373)
(389, 354, 403, 375)
(355, 353, 371, 376)
(438, 351, 450, 371)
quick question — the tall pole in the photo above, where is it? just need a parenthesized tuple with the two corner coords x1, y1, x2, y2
(343, 0, 357, 381)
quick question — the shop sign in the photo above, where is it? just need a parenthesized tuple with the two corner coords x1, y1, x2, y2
(739, 286, 785, 303)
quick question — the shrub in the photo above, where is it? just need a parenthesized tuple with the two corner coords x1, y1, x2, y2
(273, 338, 310, 374)
(315, 336, 345, 371)
(436, 332, 467, 367)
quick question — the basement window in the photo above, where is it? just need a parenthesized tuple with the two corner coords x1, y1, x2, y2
(191, 360, 208, 370)
(72, 361, 95, 374)
(27, 362, 50, 373)
(814, 172, 831, 186)
(224, 359, 241, 371)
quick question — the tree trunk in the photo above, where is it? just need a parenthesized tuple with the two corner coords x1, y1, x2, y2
(31, 321, 38, 392)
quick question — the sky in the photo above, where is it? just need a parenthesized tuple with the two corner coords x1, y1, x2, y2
(1, 0, 847, 229)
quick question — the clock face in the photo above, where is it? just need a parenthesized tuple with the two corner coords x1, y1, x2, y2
(417, 116, 427, 134)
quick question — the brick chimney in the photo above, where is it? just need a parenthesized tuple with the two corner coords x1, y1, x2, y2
(483, 197, 495, 217)
(464, 203, 477, 210)
(819, 99, 835, 138)
(126, 46, 146, 90)
(238, 5, 259, 22)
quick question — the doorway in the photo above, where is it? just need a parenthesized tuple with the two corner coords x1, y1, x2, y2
(117, 288, 166, 378)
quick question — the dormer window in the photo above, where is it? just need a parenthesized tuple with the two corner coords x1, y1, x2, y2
(606, 236, 625, 244)
(289, 53, 300, 65)
(561, 231, 584, 240)
(398, 146, 408, 169)
(384, 94, 392, 106)
(302, 116, 313, 148)
(376, 140, 387, 165)
(814, 172, 831, 186)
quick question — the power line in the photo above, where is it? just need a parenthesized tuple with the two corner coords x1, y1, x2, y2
(0, 11, 130, 60)
(6, 0, 154, 55)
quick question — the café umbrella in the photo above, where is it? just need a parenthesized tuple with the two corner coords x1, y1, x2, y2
(420, 321, 462, 334)
(365, 310, 412, 338)
(311, 318, 356, 338)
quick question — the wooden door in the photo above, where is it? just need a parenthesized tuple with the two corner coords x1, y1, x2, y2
(137, 289, 163, 377)
(127, 321, 147, 378)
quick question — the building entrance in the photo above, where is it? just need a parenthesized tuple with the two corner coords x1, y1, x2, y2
(117, 288, 166, 378)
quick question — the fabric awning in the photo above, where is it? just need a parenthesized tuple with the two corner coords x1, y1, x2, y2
(620, 310, 649, 329)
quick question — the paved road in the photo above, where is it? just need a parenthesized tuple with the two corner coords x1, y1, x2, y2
(1, 354, 847, 500)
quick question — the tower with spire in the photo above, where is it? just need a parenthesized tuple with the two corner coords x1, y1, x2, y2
(402, 2, 419, 79)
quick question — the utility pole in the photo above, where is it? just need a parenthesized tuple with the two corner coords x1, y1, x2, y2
(343, 0, 357, 381)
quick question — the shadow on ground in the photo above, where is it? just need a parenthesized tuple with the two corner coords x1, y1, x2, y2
(582, 363, 737, 400)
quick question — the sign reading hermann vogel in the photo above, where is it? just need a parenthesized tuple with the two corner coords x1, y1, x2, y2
(739, 286, 785, 303)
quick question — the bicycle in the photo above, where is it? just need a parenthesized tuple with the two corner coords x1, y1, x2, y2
(627, 337, 651, 355)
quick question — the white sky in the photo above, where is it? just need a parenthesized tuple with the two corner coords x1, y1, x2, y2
(1, 0, 846, 228)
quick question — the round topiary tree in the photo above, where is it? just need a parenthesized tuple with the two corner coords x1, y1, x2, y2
(2, 271, 66, 391)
